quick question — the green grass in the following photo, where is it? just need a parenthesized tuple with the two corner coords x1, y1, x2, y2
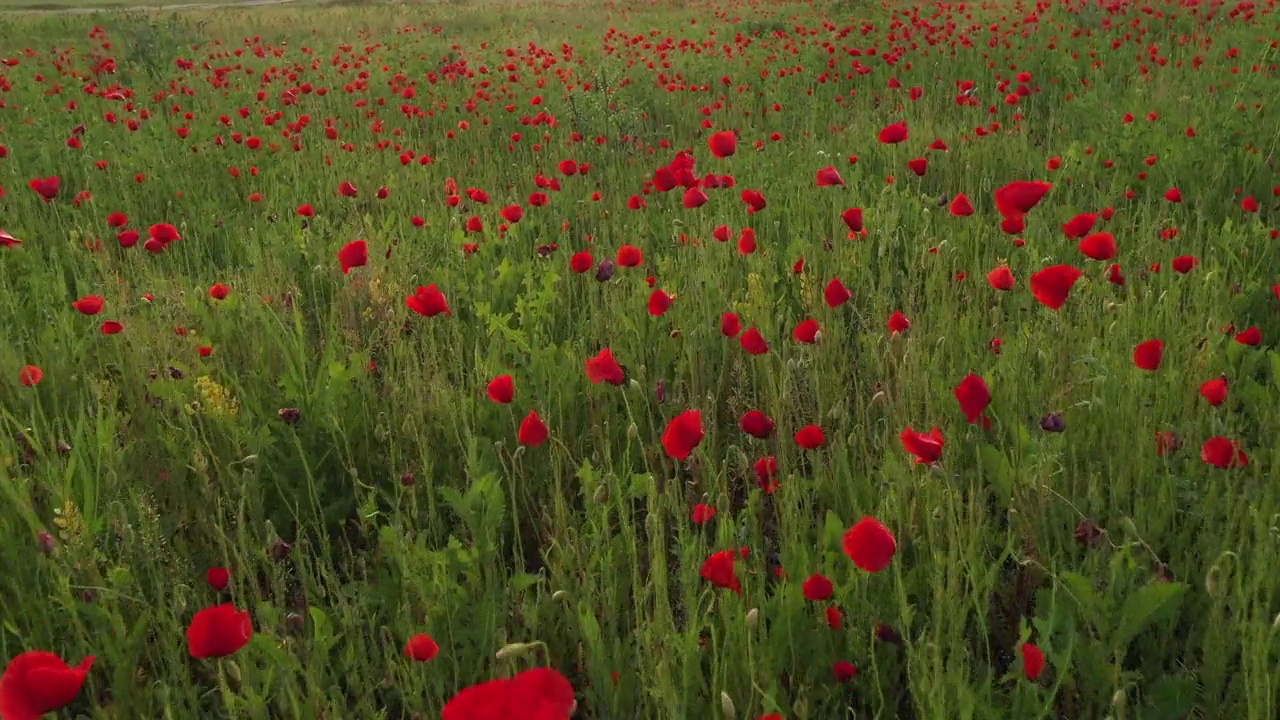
(0, 0, 1278, 718)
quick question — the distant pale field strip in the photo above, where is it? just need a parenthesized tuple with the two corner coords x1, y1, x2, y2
(0, 0, 301, 10)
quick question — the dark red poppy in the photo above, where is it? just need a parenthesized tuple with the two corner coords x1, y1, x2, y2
(815, 166, 844, 187)
(878, 121, 908, 144)
(1234, 326, 1262, 346)
(206, 567, 230, 591)
(648, 290, 674, 317)
(187, 603, 253, 659)
(793, 318, 820, 344)
(833, 661, 858, 683)
(987, 266, 1015, 291)
(29, 177, 60, 202)
(208, 283, 230, 301)
(738, 410, 774, 439)
(1022, 643, 1045, 681)
(692, 503, 716, 525)
(1078, 232, 1117, 261)
(949, 194, 975, 216)
(1062, 213, 1097, 238)
(887, 311, 910, 334)
(841, 208, 864, 233)
(720, 312, 742, 338)
(0, 651, 94, 720)
(72, 296, 105, 315)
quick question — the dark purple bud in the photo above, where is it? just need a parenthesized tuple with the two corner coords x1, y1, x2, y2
(37, 531, 56, 555)
(168, 366, 186, 380)
(268, 538, 293, 561)
(655, 381, 666, 404)
(400, 472, 416, 487)
(1039, 412, 1065, 433)
(285, 612, 306, 634)
(595, 259, 616, 282)
(874, 621, 902, 645)
(277, 407, 301, 424)
(1073, 519, 1103, 547)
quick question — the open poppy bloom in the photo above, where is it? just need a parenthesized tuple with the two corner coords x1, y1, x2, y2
(443, 667, 576, 720)
(0, 651, 94, 720)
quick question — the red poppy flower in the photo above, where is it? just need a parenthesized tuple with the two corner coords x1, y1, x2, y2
(815, 166, 844, 187)
(662, 410, 705, 460)
(824, 278, 853, 308)
(187, 603, 253, 659)
(954, 374, 991, 423)
(72, 295, 105, 315)
(877, 121, 908, 144)
(794, 424, 826, 449)
(585, 348, 625, 386)
(994, 180, 1052, 217)
(28, 177, 60, 202)
(101, 321, 124, 335)
(0, 651, 95, 720)
(405, 284, 451, 317)
(442, 667, 575, 720)
(486, 375, 514, 404)
(1022, 643, 1045, 681)
(887, 311, 910, 334)
(908, 157, 928, 176)
(738, 410, 774, 439)
(720, 312, 742, 338)
(0, 229, 22, 248)
(740, 328, 769, 355)
(901, 426, 944, 465)
(209, 283, 230, 301)
(841, 208, 864, 233)
(206, 567, 230, 591)
(1078, 232, 1116, 261)
(802, 573, 833, 601)
(1062, 213, 1097, 239)
(1201, 437, 1248, 468)
(842, 516, 896, 573)
(700, 549, 742, 594)
(987, 266, 1015, 291)
(1199, 378, 1228, 406)
(948, 193, 975, 216)
(793, 318, 820, 343)
(753, 456, 780, 493)
(338, 240, 368, 274)
(617, 245, 643, 267)
(691, 503, 716, 525)
(518, 411, 549, 447)
(833, 661, 858, 683)
(404, 633, 439, 662)
(1234, 326, 1262, 346)
(1172, 255, 1199, 274)
(1133, 340, 1164, 371)
(1029, 264, 1082, 310)
(708, 130, 737, 158)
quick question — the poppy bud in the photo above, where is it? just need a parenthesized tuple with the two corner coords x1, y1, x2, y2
(1112, 690, 1127, 709)
(224, 660, 242, 691)
(720, 691, 736, 720)
(745, 608, 759, 629)
(400, 472, 416, 487)
(494, 641, 542, 660)
(593, 484, 609, 504)
(268, 538, 292, 561)
(595, 259, 615, 282)
(874, 621, 903, 644)
(1073, 519, 1103, 546)
(655, 381, 666, 403)
(1039, 412, 1065, 433)
(551, 590, 568, 602)
(286, 612, 306, 634)
(37, 530, 56, 555)
(277, 407, 301, 424)
(1205, 567, 1219, 596)
(56, 440, 71, 455)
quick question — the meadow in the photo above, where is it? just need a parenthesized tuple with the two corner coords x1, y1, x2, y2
(0, 0, 1278, 717)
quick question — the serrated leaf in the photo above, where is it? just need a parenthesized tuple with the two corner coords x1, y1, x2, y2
(1145, 675, 1196, 720)
(1059, 571, 1109, 636)
(1112, 581, 1186, 651)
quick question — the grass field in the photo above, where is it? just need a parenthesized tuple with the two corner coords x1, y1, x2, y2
(1, 0, 1279, 717)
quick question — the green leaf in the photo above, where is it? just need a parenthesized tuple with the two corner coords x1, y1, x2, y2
(822, 510, 844, 551)
(510, 572, 542, 594)
(1145, 675, 1197, 720)
(1112, 581, 1187, 651)
(1059, 571, 1108, 632)
(978, 444, 1014, 504)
